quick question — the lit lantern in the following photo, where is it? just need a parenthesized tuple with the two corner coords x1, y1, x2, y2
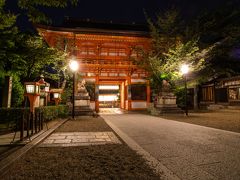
(24, 82, 40, 112)
(50, 89, 62, 106)
(53, 92, 60, 99)
(25, 82, 40, 95)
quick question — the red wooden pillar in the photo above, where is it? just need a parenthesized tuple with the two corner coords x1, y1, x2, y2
(123, 81, 127, 110)
(120, 82, 125, 109)
(95, 76, 99, 113)
(127, 76, 132, 110)
(147, 80, 151, 107)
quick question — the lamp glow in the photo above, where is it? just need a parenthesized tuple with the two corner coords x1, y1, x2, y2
(26, 85, 35, 93)
(53, 93, 60, 99)
(69, 60, 79, 72)
(45, 86, 49, 92)
(181, 64, 189, 75)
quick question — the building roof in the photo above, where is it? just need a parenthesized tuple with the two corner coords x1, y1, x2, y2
(35, 18, 150, 37)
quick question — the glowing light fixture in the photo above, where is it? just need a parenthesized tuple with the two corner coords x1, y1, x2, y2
(24, 82, 40, 112)
(99, 85, 119, 90)
(25, 82, 40, 94)
(69, 60, 79, 72)
(180, 64, 189, 75)
(99, 95, 118, 101)
(180, 64, 189, 116)
(53, 92, 60, 99)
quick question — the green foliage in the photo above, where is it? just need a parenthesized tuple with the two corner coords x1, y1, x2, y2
(0, 0, 16, 30)
(11, 74, 24, 107)
(0, 1, 68, 107)
(174, 87, 185, 108)
(61, 83, 72, 104)
(35, 105, 69, 121)
(11, 34, 67, 81)
(0, 0, 18, 75)
(0, 105, 68, 132)
(192, 3, 240, 80)
(140, 8, 237, 92)
(139, 9, 208, 91)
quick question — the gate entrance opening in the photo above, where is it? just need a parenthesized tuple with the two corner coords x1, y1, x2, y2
(99, 85, 120, 108)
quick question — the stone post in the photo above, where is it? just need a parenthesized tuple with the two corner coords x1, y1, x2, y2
(2, 76, 12, 108)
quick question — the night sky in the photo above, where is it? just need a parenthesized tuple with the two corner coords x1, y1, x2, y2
(6, 0, 234, 30)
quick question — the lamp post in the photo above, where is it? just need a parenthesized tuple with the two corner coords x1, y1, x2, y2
(69, 60, 79, 119)
(24, 82, 40, 139)
(24, 82, 40, 113)
(181, 64, 189, 116)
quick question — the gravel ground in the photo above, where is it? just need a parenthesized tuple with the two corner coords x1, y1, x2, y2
(3, 116, 161, 179)
(159, 109, 240, 133)
(4, 145, 160, 179)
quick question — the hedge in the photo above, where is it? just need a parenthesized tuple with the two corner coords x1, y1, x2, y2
(35, 105, 69, 121)
(0, 105, 69, 132)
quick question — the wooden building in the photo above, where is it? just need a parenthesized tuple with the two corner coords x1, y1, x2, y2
(200, 76, 240, 107)
(36, 20, 151, 112)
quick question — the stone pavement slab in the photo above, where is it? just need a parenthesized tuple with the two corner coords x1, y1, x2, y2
(102, 114, 240, 180)
(38, 131, 121, 147)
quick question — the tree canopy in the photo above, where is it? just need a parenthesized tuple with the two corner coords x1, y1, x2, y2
(138, 9, 207, 91)
(0, 0, 68, 106)
(138, 5, 240, 92)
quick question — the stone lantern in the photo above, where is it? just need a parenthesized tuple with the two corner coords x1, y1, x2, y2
(24, 82, 40, 112)
(50, 89, 62, 105)
(38, 75, 50, 106)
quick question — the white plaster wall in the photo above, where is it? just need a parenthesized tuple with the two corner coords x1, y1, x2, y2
(131, 101, 147, 108)
(90, 102, 95, 110)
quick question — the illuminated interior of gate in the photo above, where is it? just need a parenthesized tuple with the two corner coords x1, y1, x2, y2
(36, 21, 151, 112)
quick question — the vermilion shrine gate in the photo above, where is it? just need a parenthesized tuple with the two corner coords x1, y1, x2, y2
(36, 20, 151, 112)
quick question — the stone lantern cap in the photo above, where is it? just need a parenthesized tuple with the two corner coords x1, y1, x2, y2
(38, 75, 50, 91)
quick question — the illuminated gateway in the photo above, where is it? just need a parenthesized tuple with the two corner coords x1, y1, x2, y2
(36, 19, 151, 112)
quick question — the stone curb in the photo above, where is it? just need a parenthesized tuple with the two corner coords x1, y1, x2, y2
(104, 118, 181, 180)
(0, 119, 68, 177)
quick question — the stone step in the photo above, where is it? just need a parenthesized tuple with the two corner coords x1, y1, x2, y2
(207, 104, 226, 110)
(78, 89, 88, 93)
(227, 106, 240, 110)
(76, 92, 89, 96)
(69, 108, 95, 116)
(74, 107, 92, 111)
(74, 96, 90, 100)
(74, 111, 95, 116)
(155, 107, 184, 114)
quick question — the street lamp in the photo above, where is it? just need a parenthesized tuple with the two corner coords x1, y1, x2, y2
(181, 64, 189, 116)
(69, 60, 79, 119)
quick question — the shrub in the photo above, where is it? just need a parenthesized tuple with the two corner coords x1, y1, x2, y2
(0, 105, 69, 133)
(35, 105, 69, 121)
(174, 87, 185, 109)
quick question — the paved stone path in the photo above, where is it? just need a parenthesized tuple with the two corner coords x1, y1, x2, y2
(39, 132, 121, 147)
(102, 114, 240, 180)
